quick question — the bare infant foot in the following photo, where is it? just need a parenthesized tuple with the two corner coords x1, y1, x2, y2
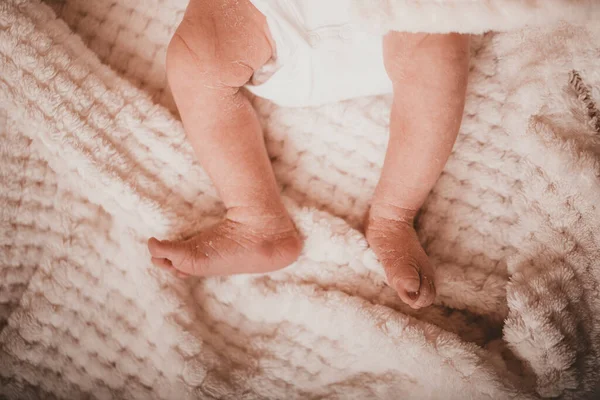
(365, 206, 436, 309)
(148, 209, 302, 277)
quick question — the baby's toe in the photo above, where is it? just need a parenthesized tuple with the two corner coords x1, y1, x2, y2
(387, 259, 436, 309)
(151, 257, 173, 270)
(412, 273, 436, 309)
(148, 237, 170, 258)
(148, 237, 192, 271)
(387, 261, 420, 306)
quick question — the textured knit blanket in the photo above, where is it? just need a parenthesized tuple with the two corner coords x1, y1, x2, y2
(1, 0, 600, 399)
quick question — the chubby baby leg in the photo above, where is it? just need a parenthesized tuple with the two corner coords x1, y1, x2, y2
(367, 32, 470, 308)
(149, 0, 301, 276)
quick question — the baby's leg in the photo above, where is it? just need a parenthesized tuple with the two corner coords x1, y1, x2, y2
(148, 0, 301, 276)
(367, 32, 470, 308)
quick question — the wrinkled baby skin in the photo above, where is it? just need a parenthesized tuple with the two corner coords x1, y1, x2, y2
(149, 0, 302, 277)
(149, 0, 470, 310)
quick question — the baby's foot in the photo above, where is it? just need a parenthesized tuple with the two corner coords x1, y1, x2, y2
(148, 209, 302, 277)
(365, 208, 436, 309)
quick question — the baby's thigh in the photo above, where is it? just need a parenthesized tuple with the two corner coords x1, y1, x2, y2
(170, 0, 273, 87)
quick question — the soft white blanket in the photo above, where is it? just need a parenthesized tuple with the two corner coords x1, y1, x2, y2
(1, 0, 600, 399)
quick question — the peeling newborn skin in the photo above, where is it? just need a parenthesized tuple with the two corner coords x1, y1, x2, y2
(149, 212, 301, 277)
(365, 210, 437, 309)
(150, 0, 470, 310)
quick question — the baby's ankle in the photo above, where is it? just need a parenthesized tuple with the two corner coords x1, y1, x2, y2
(226, 204, 296, 233)
(367, 202, 418, 228)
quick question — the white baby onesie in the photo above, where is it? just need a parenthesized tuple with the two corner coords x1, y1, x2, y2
(245, 0, 393, 107)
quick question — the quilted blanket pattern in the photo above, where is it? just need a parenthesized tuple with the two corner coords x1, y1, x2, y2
(1, 0, 600, 398)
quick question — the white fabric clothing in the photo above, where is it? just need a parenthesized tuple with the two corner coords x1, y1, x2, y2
(246, 0, 393, 107)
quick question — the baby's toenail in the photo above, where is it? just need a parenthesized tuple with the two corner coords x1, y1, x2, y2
(408, 291, 419, 300)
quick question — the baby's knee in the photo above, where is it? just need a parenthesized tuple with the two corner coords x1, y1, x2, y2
(167, 11, 270, 90)
(166, 30, 247, 90)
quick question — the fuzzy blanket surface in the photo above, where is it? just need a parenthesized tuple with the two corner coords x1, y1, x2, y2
(1, 0, 600, 399)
